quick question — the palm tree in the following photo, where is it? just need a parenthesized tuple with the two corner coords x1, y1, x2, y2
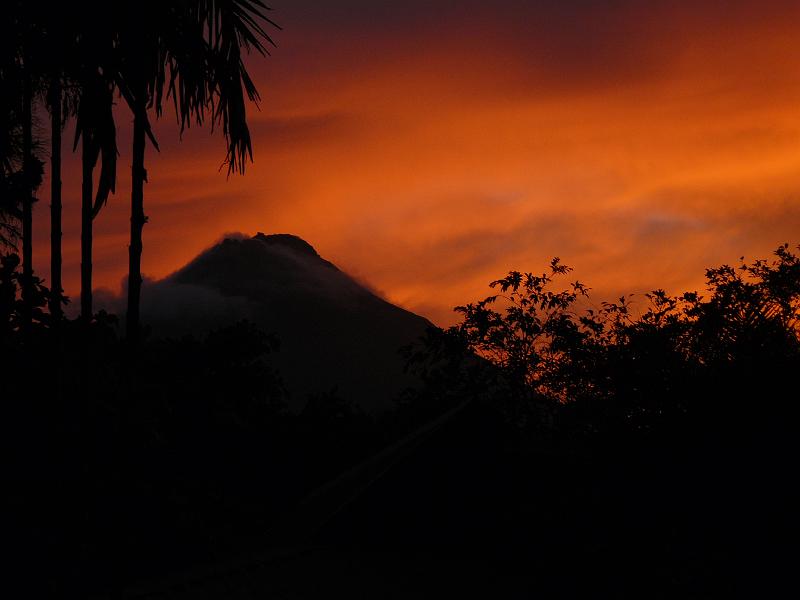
(1, 7, 122, 338)
(73, 71, 117, 323)
(28, 4, 115, 326)
(200, 1, 279, 175)
(20, 62, 33, 332)
(1, 3, 74, 323)
(48, 74, 63, 320)
(43, 4, 119, 325)
(112, 10, 159, 346)
(42, 5, 80, 323)
(113, 0, 277, 344)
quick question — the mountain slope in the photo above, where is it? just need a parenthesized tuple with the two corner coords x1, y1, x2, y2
(141, 233, 433, 412)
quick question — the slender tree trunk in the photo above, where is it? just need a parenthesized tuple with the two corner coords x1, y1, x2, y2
(81, 136, 93, 323)
(126, 101, 147, 345)
(21, 66, 33, 332)
(49, 76, 63, 321)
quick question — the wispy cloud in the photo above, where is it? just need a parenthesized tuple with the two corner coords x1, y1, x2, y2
(34, 0, 800, 326)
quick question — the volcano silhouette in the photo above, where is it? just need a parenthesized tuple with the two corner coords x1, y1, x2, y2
(139, 233, 432, 411)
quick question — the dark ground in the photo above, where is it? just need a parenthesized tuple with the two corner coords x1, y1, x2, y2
(117, 400, 794, 599)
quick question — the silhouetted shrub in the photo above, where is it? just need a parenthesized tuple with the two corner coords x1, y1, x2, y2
(0, 252, 49, 340)
(406, 244, 800, 444)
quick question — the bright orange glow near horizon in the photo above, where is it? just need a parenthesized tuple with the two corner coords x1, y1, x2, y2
(33, 0, 800, 325)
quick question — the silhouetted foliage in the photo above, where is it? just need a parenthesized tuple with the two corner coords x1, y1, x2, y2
(0, 252, 49, 338)
(3, 2, 278, 340)
(393, 245, 799, 596)
(406, 244, 800, 443)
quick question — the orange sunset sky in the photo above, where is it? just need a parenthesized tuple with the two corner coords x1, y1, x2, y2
(34, 0, 800, 325)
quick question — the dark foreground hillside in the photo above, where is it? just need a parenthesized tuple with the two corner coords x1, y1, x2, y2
(3, 244, 799, 598)
(104, 398, 795, 599)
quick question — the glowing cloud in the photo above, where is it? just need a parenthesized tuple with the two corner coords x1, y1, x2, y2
(34, 0, 800, 325)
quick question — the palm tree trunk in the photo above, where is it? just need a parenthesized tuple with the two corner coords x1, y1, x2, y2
(49, 76, 63, 321)
(21, 65, 33, 332)
(81, 136, 93, 322)
(126, 101, 147, 345)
